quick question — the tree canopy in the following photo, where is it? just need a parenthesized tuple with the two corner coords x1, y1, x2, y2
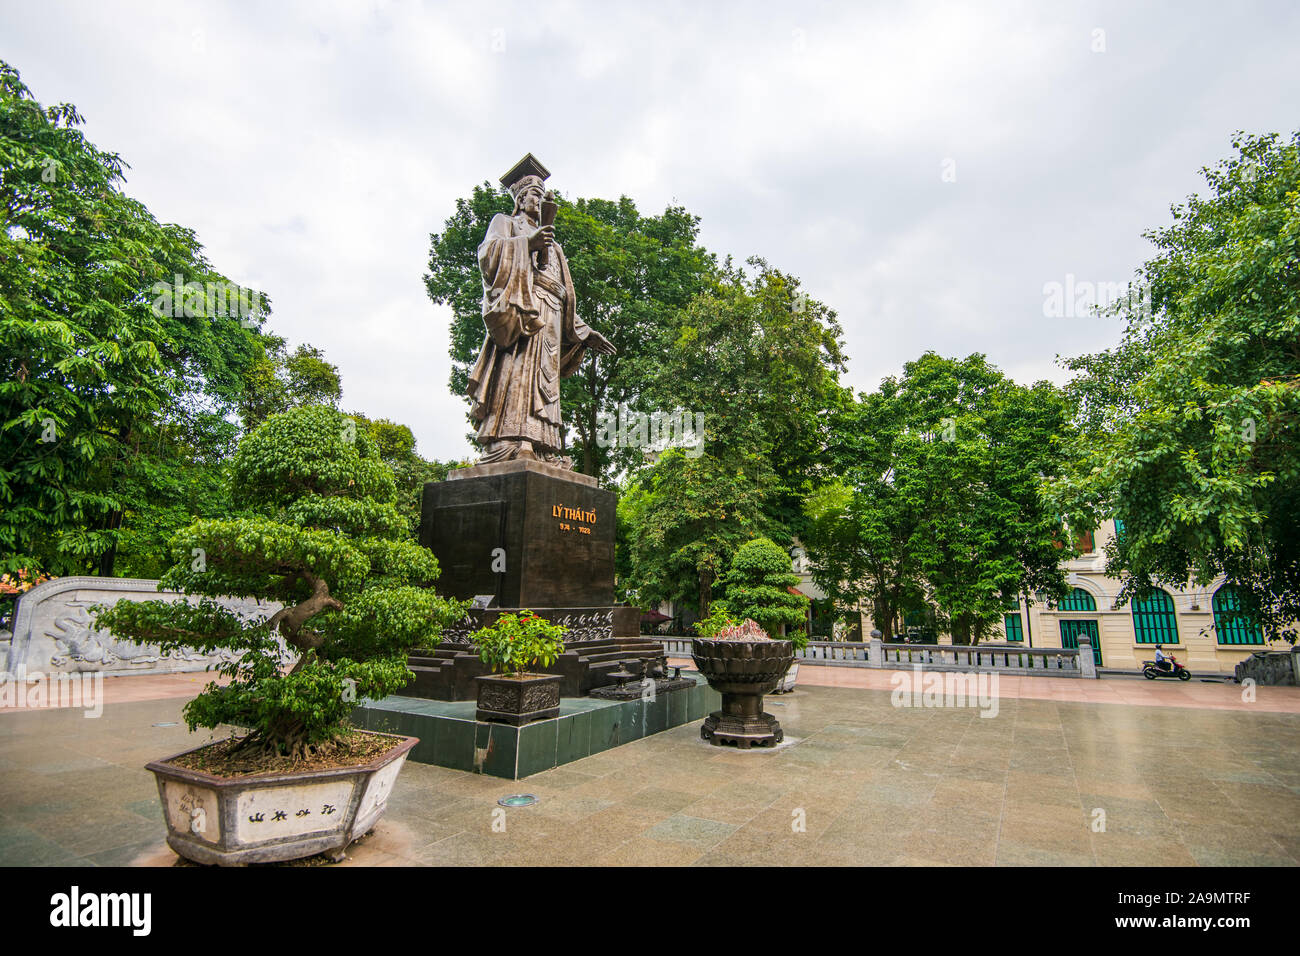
(617, 260, 847, 616)
(718, 536, 810, 638)
(0, 60, 270, 576)
(1048, 131, 1300, 641)
(806, 353, 1072, 643)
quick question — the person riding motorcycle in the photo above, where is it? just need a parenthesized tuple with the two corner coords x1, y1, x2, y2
(1154, 645, 1175, 673)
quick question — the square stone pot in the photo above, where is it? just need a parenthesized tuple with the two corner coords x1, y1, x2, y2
(773, 661, 800, 694)
(145, 731, 417, 866)
(475, 673, 561, 725)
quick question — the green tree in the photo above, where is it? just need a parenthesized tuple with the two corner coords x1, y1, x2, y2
(425, 184, 717, 479)
(96, 406, 466, 757)
(620, 261, 847, 616)
(645, 258, 848, 532)
(347, 410, 453, 537)
(618, 445, 780, 616)
(111, 413, 243, 578)
(720, 537, 809, 637)
(240, 340, 342, 430)
(807, 353, 1071, 644)
(0, 61, 271, 577)
(1049, 131, 1300, 640)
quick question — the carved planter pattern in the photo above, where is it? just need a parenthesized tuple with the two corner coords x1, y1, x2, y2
(691, 638, 795, 748)
(475, 673, 561, 725)
(146, 732, 417, 866)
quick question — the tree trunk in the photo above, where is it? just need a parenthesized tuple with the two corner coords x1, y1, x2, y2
(584, 400, 595, 476)
(950, 613, 972, 646)
(582, 363, 597, 476)
(699, 567, 714, 619)
(93, 509, 123, 577)
(873, 596, 894, 640)
(267, 572, 342, 658)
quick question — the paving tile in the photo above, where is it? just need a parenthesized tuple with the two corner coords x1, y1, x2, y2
(2, 676, 1298, 867)
(995, 839, 1095, 866)
(643, 814, 740, 851)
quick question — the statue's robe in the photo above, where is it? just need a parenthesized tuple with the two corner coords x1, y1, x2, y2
(468, 211, 594, 458)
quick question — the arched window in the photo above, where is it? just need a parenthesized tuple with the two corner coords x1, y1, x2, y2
(1058, 587, 1097, 612)
(1212, 586, 1264, 645)
(1132, 589, 1178, 644)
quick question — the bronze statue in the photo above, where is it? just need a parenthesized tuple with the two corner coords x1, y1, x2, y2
(467, 154, 615, 467)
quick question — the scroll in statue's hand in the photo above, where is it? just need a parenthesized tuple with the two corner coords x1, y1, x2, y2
(526, 224, 554, 253)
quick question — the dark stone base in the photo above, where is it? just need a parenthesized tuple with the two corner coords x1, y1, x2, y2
(419, 460, 615, 607)
(407, 606, 668, 700)
(353, 678, 722, 779)
(476, 706, 561, 726)
(701, 710, 785, 749)
(588, 676, 697, 701)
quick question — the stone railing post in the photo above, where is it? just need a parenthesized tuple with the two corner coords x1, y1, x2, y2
(868, 637, 884, 667)
(1077, 633, 1098, 678)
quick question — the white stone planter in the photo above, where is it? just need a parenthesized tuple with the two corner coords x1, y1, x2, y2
(774, 661, 800, 694)
(146, 732, 416, 866)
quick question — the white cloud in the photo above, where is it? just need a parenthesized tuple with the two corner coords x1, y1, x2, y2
(4, 0, 1298, 459)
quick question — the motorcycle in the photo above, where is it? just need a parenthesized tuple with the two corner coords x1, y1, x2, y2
(1142, 658, 1191, 681)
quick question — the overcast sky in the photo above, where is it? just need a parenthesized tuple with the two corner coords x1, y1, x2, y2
(5, 1, 1299, 460)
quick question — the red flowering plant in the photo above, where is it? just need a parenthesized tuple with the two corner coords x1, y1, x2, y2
(0, 568, 50, 596)
(470, 610, 567, 678)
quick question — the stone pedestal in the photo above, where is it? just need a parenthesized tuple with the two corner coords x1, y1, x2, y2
(412, 460, 665, 700)
(419, 459, 613, 607)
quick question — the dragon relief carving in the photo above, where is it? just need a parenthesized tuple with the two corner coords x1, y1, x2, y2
(46, 601, 241, 671)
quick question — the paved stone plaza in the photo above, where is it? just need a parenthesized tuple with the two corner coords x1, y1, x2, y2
(2, 670, 1298, 867)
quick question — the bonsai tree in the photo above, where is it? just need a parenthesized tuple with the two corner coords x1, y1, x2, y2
(471, 610, 566, 677)
(721, 537, 810, 647)
(96, 406, 466, 759)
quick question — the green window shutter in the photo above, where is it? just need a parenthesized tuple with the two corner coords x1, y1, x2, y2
(1132, 589, 1178, 644)
(1058, 587, 1097, 612)
(1004, 613, 1024, 642)
(1212, 587, 1264, 645)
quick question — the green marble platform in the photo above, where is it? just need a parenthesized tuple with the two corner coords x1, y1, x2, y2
(353, 678, 720, 779)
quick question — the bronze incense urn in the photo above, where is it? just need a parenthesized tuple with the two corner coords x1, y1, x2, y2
(692, 622, 794, 748)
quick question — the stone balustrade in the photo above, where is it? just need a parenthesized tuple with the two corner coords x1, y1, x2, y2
(658, 635, 1096, 678)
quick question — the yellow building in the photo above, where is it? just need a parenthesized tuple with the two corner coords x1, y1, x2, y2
(998, 519, 1290, 675)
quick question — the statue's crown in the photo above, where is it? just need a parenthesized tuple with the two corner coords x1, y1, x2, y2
(500, 153, 550, 196)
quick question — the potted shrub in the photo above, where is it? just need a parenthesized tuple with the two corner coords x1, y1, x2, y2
(471, 610, 567, 725)
(94, 406, 466, 865)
